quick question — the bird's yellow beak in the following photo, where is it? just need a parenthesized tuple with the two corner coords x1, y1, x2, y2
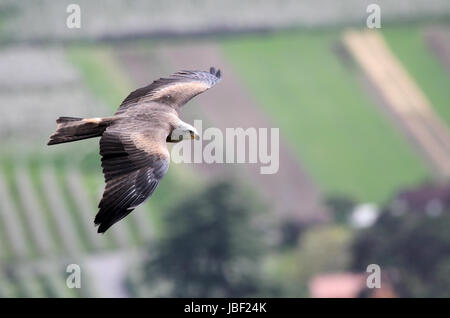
(192, 133, 200, 140)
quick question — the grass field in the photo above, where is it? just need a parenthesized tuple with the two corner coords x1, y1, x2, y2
(382, 24, 450, 126)
(222, 29, 430, 203)
(66, 46, 133, 111)
(64, 29, 446, 205)
(1, 25, 448, 298)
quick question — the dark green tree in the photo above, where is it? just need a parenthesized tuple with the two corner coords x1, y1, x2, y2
(133, 180, 280, 297)
(352, 206, 450, 297)
(325, 195, 357, 225)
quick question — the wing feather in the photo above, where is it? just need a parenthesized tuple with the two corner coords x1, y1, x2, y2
(95, 123, 170, 233)
(116, 67, 222, 114)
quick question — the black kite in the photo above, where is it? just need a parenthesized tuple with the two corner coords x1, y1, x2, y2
(48, 67, 222, 233)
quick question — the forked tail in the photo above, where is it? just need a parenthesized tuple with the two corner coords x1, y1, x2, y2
(48, 117, 112, 145)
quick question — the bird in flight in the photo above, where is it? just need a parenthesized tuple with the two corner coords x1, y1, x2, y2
(48, 67, 222, 233)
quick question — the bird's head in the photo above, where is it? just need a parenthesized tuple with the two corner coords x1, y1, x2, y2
(167, 121, 200, 143)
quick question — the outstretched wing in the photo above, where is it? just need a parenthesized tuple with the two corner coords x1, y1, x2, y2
(95, 122, 170, 233)
(116, 67, 222, 115)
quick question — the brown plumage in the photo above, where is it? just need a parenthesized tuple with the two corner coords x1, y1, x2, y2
(48, 67, 222, 233)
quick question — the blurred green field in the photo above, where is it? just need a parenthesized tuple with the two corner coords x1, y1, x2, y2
(66, 29, 440, 205)
(222, 29, 431, 203)
(1, 0, 449, 299)
(67, 46, 133, 111)
(383, 25, 450, 126)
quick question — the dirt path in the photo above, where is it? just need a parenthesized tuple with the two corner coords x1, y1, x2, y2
(344, 30, 450, 178)
(115, 43, 328, 223)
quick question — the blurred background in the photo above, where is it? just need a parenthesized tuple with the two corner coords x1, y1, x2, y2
(0, 0, 449, 298)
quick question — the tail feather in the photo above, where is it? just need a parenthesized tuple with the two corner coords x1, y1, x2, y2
(56, 116, 82, 124)
(48, 117, 110, 145)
